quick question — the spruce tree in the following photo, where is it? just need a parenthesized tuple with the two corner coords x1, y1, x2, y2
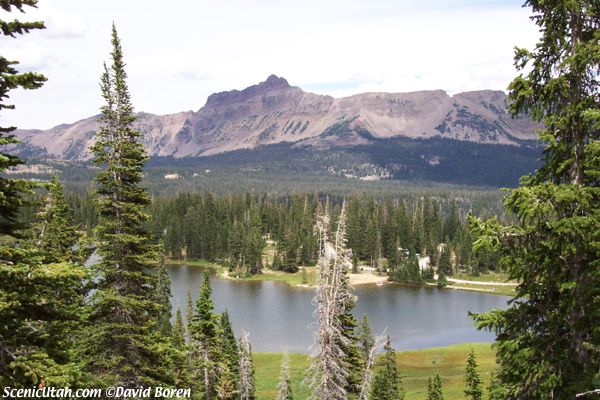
(155, 254, 173, 336)
(339, 283, 364, 397)
(173, 306, 186, 349)
(471, 1, 600, 398)
(33, 176, 80, 263)
(277, 352, 293, 400)
(216, 363, 237, 400)
(426, 374, 444, 400)
(0, 254, 87, 387)
(369, 336, 404, 400)
(189, 272, 221, 399)
(81, 24, 170, 388)
(186, 289, 194, 325)
(171, 306, 191, 388)
(464, 348, 483, 400)
(219, 310, 240, 393)
(357, 314, 375, 366)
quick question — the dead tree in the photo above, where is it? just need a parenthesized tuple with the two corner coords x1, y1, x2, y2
(238, 331, 255, 400)
(309, 203, 354, 400)
(277, 352, 293, 400)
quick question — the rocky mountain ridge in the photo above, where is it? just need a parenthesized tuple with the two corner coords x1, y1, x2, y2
(13, 75, 539, 160)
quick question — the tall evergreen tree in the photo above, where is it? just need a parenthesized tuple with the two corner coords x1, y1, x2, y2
(189, 272, 221, 400)
(33, 176, 80, 263)
(81, 24, 170, 388)
(369, 336, 404, 400)
(277, 352, 293, 400)
(219, 310, 240, 395)
(471, 1, 600, 398)
(357, 314, 375, 367)
(171, 306, 191, 388)
(155, 254, 173, 336)
(216, 363, 237, 400)
(173, 306, 186, 349)
(340, 282, 363, 397)
(464, 348, 483, 400)
(426, 374, 444, 400)
(186, 289, 194, 325)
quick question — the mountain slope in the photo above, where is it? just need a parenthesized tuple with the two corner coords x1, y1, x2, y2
(14, 75, 539, 160)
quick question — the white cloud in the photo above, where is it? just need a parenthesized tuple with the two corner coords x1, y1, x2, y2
(174, 67, 209, 81)
(2, 42, 61, 72)
(40, 7, 86, 39)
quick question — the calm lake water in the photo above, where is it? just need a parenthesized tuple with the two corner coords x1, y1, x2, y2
(168, 265, 509, 353)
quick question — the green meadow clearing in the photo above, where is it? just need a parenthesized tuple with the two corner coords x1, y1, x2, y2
(254, 343, 496, 399)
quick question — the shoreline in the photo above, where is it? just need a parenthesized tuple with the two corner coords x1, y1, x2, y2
(167, 259, 514, 296)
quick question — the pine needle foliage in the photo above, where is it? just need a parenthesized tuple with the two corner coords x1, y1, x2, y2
(81, 24, 171, 388)
(470, 1, 600, 398)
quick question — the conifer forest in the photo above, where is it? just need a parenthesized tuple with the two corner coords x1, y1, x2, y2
(0, 1, 598, 399)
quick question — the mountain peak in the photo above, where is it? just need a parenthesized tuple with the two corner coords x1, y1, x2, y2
(262, 74, 290, 88)
(204, 75, 292, 108)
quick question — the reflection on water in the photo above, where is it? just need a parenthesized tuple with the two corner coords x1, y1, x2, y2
(168, 265, 508, 353)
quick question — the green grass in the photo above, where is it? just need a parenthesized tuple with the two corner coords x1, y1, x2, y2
(244, 266, 318, 287)
(167, 258, 318, 287)
(167, 258, 223, 269)
(453, 271, 515, 283)
(254, 343, 496, 400)
(447, 283, 516, 296)
(399, 343, 496, 399)
(449, 272, 517, 296)
(254, 353, 311, 399)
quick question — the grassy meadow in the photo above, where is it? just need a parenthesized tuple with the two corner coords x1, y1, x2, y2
(254, 343, 496, 400)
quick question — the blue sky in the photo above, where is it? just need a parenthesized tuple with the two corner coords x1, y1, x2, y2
(0, 0, 539, 129)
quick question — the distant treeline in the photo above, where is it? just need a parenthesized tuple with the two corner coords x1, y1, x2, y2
(59, 192, 501, 278)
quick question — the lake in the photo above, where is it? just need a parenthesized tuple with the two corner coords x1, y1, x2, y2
(168, 264, 509, 353)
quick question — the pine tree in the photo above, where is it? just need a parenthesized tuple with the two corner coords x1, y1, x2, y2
(340, 282, 364, 397)
(277, 352, 293, 400)
(464, 348, 483, 400)
(470, 1, 600, 398)
(155, 254, 173, 336)
(219, 310, 240, 392)
(0, 256, 87, 387)
(173, 306, 186, 349)
(80, 24, 170, 388)
(357, 314, 375, 365)
(216, 362, 238, 400)
(189, 272, 221, 399)
(437, 246, 451, 276)
(171, 306, 191, 388)
(426, 374, 444, 400)
(436, 269, 447, 288)
(33, 176, 80, 263)
(186, 289, 194, 326)
(238, 331, 255, 400)
(369, 336, 404, 400)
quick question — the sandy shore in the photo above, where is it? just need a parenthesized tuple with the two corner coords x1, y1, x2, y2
(447, 277, 517, 286)
(349, 271, 388, 286)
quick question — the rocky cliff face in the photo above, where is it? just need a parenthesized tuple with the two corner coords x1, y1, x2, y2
(14, 75, 538, 160)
